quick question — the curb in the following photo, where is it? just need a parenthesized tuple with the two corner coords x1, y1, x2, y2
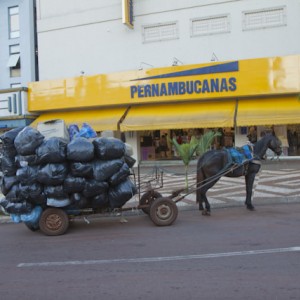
(0, 215, 11, 224)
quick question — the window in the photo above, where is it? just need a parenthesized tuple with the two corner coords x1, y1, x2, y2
(8, 44, 21, 77)
(191, 15, 230, 37)
(142, 22, 178, 43)
(243, 6, 286, 30)
(9, 6, 20, 39)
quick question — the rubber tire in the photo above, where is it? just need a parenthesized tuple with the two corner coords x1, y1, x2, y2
(149, 197, 178, 226)
(24, 222, 40, 232)
(140, 191, 162, 215)
(39, 208, 69, 236)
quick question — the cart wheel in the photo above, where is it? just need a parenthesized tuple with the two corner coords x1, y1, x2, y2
(39, 208, 69, 236)
(140, 191, 162, 215)
(24, 222, 40, 232)
(149, 197, 178, 226)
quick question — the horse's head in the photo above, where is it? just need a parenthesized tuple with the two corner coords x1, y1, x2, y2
(268, 135, 282, 156)
(253, 133, 282, 159)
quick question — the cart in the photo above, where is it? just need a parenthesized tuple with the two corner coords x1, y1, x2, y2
(28, 164, 179, 236)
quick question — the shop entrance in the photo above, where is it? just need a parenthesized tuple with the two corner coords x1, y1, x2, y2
(139, 127, 235, 161)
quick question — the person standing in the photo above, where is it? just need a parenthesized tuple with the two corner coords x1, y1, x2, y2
(159, 135, 168, 158)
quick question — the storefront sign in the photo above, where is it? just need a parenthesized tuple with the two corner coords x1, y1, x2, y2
(130, 61, 238, 98)
(28, 55, 300, 112)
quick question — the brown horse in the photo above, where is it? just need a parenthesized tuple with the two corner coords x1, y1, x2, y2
(196, 134, 282, 215)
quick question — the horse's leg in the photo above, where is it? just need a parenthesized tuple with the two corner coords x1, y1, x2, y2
(244, 172, 256, 211)
(201, 192, 211, 216)
(197, 179, 219, 216)
(244, 164, 261, 210)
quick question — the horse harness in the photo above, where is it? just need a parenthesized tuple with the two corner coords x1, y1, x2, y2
(225, 144, 261, 176)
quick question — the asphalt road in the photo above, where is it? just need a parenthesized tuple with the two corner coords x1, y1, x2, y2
(1, 202, 300, 300)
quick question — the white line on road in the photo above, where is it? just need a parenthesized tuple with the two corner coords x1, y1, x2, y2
(17, 246, 300, 268)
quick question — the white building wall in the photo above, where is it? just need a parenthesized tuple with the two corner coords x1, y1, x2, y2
(0, 0, 37, 88)
(36, 0, 300, 80)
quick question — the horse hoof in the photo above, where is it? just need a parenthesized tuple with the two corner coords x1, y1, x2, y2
(202, 210, 211, 216)
(246, 205, 255, 211)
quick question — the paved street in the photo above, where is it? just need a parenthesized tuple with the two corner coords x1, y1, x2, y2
(1, 203, 300, 300)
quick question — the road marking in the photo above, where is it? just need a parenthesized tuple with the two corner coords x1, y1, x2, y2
(17, 246, 300, 268)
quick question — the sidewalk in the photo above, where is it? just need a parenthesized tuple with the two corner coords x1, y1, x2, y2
(132, 157, 300, 210)
(1, 158, 300, 224)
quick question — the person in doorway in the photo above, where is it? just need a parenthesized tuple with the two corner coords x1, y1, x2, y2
(247, 126, 257, 144)
(159, 135, 168, 158)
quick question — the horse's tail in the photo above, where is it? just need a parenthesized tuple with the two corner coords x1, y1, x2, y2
(196, 157, 206, 203)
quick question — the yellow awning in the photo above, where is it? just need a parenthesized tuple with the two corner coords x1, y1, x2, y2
(30, 107, 127, 131)
(120, 101, 236, 131)
(236, 96, 300, 126)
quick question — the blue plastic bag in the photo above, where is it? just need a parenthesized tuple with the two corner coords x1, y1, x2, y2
(68, 124, 80, 140)
(75, 123, 97, 139)
(20, 206, 42, 223)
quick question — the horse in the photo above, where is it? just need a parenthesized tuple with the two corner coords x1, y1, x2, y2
(196, 134, 282, 215)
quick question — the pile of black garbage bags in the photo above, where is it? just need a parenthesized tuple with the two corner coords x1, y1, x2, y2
(0, 126, 137, 223)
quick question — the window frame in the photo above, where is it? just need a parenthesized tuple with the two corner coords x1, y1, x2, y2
(242, 6, 287, 31)
(142, 21, 179, 43)
(190, 14, 231, 37)
(8, 6, 20, 39)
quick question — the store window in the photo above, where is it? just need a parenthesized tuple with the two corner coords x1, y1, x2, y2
(8, 44, 21, 78)
(139, 128, 234, 160)
(8, 6, 20, 39)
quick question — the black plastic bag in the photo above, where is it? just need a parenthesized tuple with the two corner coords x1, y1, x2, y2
(5, 184, 21, 202)
(69, 193, 88, 209)
(36, 137, 67, 164)
(44, 185, 66, 198)
(16, 166, 39, 184)
(1, 176, 19, 195)
(93, 137, 125, 160)
(1, 144, 17, 158)
(108, 178, 137, 209)
(1, 155, 17, 176)
(5, 201, 33, 214)
(0, 197, 9, 210)
(0, 127, 24, 146)
(108, 162, 130, 186)
(37, 163, 68, 185)
(14, 126, 44, 155)
(15, 154, 40, 167)
(63, 176, 86, 193)
(93, 159, 123, 181)
(82, 179, 108, 198)
(70, 162, 93, 178)
(124, 154, 136, 168)
(90, 193, 109, 209)
(19, 182, 43, 201)
(26, 193, 47, 206)
(67, 137, 94, 162)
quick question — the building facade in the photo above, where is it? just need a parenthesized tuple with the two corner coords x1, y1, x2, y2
(29, 0, 300, 160)
(0, 0, 38, 130)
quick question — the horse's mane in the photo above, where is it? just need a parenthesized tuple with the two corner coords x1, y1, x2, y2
(253, 134, 276, 159)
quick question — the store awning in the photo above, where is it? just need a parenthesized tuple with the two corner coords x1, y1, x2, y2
(236, 96, 300, 126)
(120, 101, 236, 131)
(30, 107, 127, 131)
